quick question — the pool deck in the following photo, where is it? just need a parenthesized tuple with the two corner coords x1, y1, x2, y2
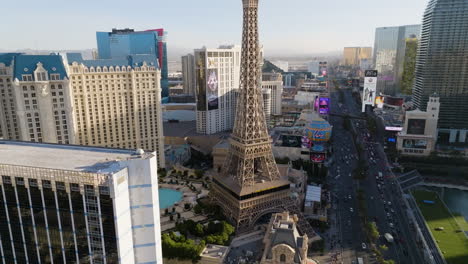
(159, 180, 209, 232)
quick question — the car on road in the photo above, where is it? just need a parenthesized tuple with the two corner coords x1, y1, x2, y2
(362, 243, 367, 249)
(389, 223, 394, 228)
(350, 207, 354, 213)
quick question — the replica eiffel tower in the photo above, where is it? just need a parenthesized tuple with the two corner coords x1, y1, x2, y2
(211, 0, 318, 240)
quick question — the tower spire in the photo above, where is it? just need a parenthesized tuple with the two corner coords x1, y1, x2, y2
(223, 0, 280, 187)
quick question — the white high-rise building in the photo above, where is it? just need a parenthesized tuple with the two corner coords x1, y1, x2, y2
(0, 140, 163, 264)
(262, 73, 283, 116)
(0, 54, 75, 144)
(262, 88, 272, 123)
(194, 45, 241, 134)
(181, 54, 196, 95)
(307, 61, 320, 75)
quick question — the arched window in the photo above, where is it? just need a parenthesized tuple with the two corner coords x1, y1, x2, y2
(280, 254, 286, 262)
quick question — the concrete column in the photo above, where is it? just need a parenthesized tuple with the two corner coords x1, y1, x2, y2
(0, 185, 17, 263)
(54, 190, 67, 263)
(67, 191, 80, 264)
(0, 236, 5, 264)
(96, 193, 107, 264)
(27, 186, 42, 263)
(459, 130, 467, 143)
(13, 186, 29, 263)
(449, 129, 458, 143)
(82, 192, 93, 264)
(40, 188, 54, 264)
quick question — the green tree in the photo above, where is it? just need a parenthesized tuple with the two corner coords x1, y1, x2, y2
(401, 38, 418, 95)
(194, 223, 205, 237)
(380, 244, 388, 251)
(367, 222, 380, 241)
(194, 204, 203, 215)
(158, 168, 167, 178)
(194, 170, 204, 179)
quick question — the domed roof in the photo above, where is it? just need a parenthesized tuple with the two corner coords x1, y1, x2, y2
(304, 117, 332, 142)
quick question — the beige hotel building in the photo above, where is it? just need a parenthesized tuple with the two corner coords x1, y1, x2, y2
(0, 53, 165, 167)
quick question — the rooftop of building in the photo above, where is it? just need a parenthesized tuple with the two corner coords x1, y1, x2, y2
(98, 28, 165, 35)
(374, 107, 404, 128)
(163, 110, 196, 122)
(200, 244, 229, 260)
(213, 139, 230, 150)
(163, 120, 197, 138)
(0, 53, 22, 67)
(66, 53, 159, 69)
(0, 140, 153, 173)
(194, 45, 241, 52)
(0, 53, 68, 81)
(305, 185, 322, 203)
(265, 212, 304, 263)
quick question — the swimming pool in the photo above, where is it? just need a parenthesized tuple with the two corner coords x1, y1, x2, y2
(158, 188, 183, 209)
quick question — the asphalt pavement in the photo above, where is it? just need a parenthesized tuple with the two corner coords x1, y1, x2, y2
(325, 87, 427, 264)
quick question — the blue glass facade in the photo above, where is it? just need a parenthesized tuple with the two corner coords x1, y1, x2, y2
(96, 29, 168, 97)
(413, 0, 468, 130)
(373, 25, 421, 95)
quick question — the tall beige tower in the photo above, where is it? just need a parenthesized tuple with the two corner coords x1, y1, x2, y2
(211, 0, 317, 240)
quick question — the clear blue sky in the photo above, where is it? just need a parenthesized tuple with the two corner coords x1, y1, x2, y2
(1, 0, 428, 56)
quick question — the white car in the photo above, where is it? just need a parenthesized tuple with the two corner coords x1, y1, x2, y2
(362, 243, 367, 249)
(350, 207, 354, 212)
(389, 223, 394, 228)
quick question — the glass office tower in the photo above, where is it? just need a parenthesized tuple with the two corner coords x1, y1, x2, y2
(96, 28, 169, 97)
(373, 25, 421, 95)
(413, 0, 468, 141)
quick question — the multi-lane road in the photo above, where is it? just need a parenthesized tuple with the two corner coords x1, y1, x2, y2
(325, 86, 426, 264)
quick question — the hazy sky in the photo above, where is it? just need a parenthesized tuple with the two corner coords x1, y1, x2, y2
(1, 0, 428, 57)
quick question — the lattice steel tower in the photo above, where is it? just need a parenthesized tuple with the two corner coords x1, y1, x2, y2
(227, 0, 280, 186)
(211, 0, 318, 239)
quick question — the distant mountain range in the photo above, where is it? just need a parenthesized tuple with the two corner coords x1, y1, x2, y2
(0, 48, 96, 59)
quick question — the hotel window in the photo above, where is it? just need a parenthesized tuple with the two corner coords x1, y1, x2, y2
(22, 74, 33, 81)
(50, 73, 60, 80)
(36, 71, 47, 81)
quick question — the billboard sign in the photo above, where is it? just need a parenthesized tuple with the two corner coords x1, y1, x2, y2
(301, 136, 312, 149)
(195, 53, 207, 111)
(319, 97, 330, 115)
(314, 96, 320, 111)
(311, 153, 326, 163)
(403, 139, 427, 149)
(319, 62, 327, 76)
(362, 70, 378, 112)
(385, 126, 403, 132)
(407, 119, 426, 135)
(375, 96, 384, 108)
(207, 69, 219, 110)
